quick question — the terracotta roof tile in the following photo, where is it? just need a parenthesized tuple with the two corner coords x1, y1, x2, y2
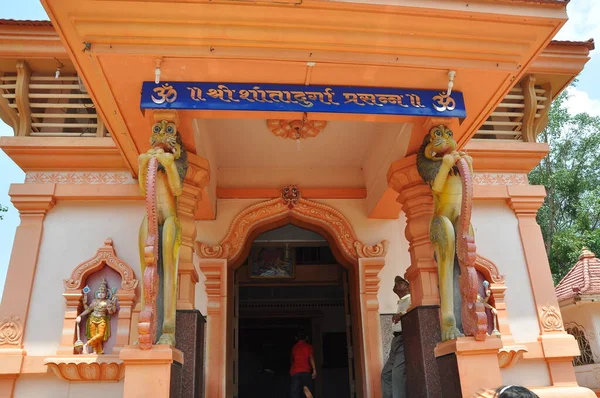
(0, 19, 52, 27)
(551, 39, 595, 51)
(556, 248, 600, 302)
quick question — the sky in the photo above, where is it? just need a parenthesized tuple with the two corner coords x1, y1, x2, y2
(0, 1, 599, 300)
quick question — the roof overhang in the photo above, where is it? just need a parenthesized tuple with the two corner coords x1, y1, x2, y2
(39, 0, 568, 175)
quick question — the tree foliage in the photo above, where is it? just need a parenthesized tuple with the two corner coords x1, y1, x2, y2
(0, 204, 7, 220)
(529, 90, 600, 284)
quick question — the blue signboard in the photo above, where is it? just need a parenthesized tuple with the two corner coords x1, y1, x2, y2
(140, 82, 466, 118)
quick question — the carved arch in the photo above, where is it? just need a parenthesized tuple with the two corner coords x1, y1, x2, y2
(195, 186, 388, 267)
(475, 254, 505, 284)
(64, 238, 139, 291)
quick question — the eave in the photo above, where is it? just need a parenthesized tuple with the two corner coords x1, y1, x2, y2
(529, 39, 594, 100)
(0, 137, 127, 171)
(40, 0, 568, 178)
(0, 22, 66, 60)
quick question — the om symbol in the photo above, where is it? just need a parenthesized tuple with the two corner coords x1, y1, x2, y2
(432, 91, 456, 112)
(151, 83, 178, 104)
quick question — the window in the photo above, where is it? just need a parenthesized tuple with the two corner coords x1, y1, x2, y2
(566, 325, 594, 366)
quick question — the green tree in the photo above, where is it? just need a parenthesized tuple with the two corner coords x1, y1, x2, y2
(0, 204, 7, 220)
(529, 90, 600, 283)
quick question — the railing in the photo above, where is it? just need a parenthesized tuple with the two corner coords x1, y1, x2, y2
(0, 60, 108, 138)
(473, 75, 552, 142)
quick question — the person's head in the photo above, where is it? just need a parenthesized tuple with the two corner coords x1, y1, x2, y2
(495, 385, 539, 398)
(393, 276, 410, 298)
(296, 329, 308, 342)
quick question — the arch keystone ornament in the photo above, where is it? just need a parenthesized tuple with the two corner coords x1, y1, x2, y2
(196, 185, 388, 398)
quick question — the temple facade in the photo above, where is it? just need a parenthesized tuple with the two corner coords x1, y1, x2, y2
(0, 1, 596, 397)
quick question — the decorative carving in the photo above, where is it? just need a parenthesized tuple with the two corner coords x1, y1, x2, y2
(477, 281, 500, 336)
(196, 187, 388, 266)
(360, 260, 385, 296)
(137, 119, 188, 349)
(475, 254, 505, 284)
(541, 305, 563, 332)
(63, 238, 139, 291)
(387, 155, 423, 192)
(267, 119, 326, 140)
(416, 125, 487, 341)
(45, 358, 124, 382)
(0, 315, 22, 345)
(472, 173, 528, 186)
(497, 346, 528, 368)
(25, 172, 135, 185)
(282, 185, 301, 208)
(75, 279, 118, 355)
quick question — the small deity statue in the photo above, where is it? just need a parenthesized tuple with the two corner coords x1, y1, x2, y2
(477, 280, 501, 336)
(76, 278, 118, 354)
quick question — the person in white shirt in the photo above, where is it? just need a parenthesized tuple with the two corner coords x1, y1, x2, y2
(381, 275, 411, 398)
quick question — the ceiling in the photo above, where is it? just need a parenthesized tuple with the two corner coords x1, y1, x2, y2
(206, 119, 386, 169)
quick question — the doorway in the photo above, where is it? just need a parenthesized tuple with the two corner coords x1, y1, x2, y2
(234, 225, 356, 398)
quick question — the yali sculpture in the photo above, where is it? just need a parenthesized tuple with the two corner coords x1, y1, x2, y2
(416, 125, 487, 341)
(137, 119, 188, 349)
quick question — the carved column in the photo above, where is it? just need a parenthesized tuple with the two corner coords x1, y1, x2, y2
(0, 184, 55, 394)
(388, 156, 442, 397)
(507, 185, 581, 386)
(177, 153, 209, 310)
(15, 60, 31, 137)
(388, 155, 439, 308)
(199, 259, 227, 398)
(358, 257, 385, 397)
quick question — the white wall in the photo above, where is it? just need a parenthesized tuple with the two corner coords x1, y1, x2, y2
(23, 201, 144, 356)
(500, 359, 552, 387)
(562, 303, 600, 362)
(195, 198, 409, 315)
(472, 200, 541, 344)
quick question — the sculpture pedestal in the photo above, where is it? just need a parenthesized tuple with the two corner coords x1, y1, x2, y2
(120, 345, 183, 398)
(402, 306, 442, 398)
(434, 336, 502, 398)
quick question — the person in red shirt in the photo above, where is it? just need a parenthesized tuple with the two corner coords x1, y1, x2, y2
(289, 329, 316, 398)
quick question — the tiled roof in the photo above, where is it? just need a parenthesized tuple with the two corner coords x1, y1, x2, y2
(551, 39, 595, 50)
(0, 19, 52, 27)
(556, 248, 600, 302)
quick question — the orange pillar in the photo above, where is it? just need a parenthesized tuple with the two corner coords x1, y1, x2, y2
(507, 185, 581, 386)
(0, 184, 55, 395)
(120, 345, 183, 398)
(388, 156, 443, 397)
(177, 180, 201, 310)
(358, 257, 385, 398)
(199, 259, 227, 398)
(388, 155, 439, 307)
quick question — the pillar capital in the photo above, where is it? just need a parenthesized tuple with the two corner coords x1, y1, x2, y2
(422, 116, 459, 133)
(150, 109, 180, 126)
(387, 154, 423, 194)
(507, 185, 546, 217)
(9, 183, 56, 215)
